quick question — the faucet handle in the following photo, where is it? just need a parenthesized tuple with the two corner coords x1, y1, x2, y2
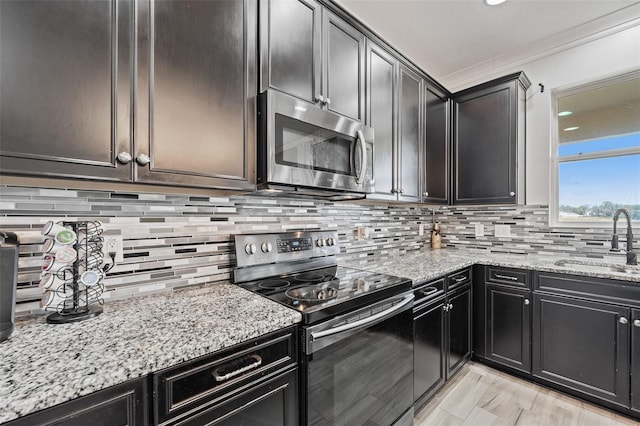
(611, 234, 620, 252)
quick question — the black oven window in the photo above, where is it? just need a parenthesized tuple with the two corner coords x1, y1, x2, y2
(275, 114, 355, 175)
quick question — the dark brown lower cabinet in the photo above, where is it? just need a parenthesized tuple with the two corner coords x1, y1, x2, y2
(533, 293, 630, 408)
(174, 368, 298, 426)
(632, 308, 640, 414)
(447, 285, 472, 378)
(5, 377, 148, 426)
(414, 297, 446, 406)
(486, 285, 531, 373)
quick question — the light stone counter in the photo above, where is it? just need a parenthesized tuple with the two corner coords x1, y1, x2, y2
(0, 283, 301, 423)
(342, 248, 640, 285)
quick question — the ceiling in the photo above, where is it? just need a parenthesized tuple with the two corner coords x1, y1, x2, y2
(335, 0, 640, 88)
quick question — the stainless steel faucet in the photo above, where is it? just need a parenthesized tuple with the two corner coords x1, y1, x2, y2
(611, 208, 637, 265)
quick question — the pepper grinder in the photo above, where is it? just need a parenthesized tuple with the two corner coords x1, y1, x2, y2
(431, 221, 442, 249)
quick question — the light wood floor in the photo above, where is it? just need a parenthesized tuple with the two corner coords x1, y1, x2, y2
(414, 361, 639, 426)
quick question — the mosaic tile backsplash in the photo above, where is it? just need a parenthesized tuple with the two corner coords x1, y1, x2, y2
(0, 185, 635, 316)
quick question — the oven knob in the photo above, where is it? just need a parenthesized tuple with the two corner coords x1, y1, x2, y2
(326, 238, 335, 246)
(316, 238, 325, 247)
(244, 243, 257, 255)
(261, 242, 272, 253)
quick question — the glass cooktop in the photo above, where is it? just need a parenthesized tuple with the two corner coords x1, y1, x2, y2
(237, 265, 411, 325)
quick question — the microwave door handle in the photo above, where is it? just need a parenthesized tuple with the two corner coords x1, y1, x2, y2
(355, 130, 366, 185)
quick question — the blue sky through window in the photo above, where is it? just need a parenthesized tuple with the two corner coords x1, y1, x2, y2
(559, 154, 640, 207)
(559, 133, 640, 157)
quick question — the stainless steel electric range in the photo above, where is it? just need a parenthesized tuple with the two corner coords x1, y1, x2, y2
(233, 231, 415, 426)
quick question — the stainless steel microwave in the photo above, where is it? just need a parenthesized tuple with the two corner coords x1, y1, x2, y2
(257, 90, 374, 200)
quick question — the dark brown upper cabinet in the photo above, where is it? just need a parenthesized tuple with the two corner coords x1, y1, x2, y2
(134, 0, 256, 189)
(397, 65, 423, 203)
(366, 41, 424, 203)
(0, 0, 256, 191)
(260, 0, 365, 122)
(0, 0, 134, 181)
(452, 72, 530, 205)
(423, 83, 450, 204)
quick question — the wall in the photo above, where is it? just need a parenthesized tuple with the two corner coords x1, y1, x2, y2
(443, 21, 640, 205)
(0, 185, 431, 316)
(3, 185, 636, 318)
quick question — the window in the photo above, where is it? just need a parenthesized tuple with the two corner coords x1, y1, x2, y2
(551, 71, 640, 226)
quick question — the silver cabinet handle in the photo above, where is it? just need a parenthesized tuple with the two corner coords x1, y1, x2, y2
(355, 130, 367, 185)
(443, 305, 448, 312)
(136, 154, 151, 166)
(634, 319, 640, 327)
(324, 97, 331, 106)
(311, 294, 414, 340)
(315, 94, 325, 104)
(619, 317, 628, 324)
(398, 189, 404, 194)
(495, 274, 518, 281)
(524, 299, 530, 305)
(509, 191, 516, 197)
(117, 152, 132, 164)
(212, 354, 262, 382)
(448, 303, 453, 310)
(453, 276, 467, 283)
(423, 192, 429, 198)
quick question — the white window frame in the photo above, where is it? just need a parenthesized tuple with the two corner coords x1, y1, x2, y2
(550, 69, 640, 228)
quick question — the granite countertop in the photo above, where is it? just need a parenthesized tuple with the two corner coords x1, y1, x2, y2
(0, 283, 301, 423)
(342, 248, 640, 285)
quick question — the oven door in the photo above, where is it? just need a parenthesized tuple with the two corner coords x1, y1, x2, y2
(261, 90, 374, 193)
(303, 293, 414, 426)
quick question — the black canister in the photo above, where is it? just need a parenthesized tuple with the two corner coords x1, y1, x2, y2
(0, 231, 19, 342)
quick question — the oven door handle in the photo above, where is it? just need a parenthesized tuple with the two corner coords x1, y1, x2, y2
(311, 293, 414, 340)
(355, 130, 366, 185)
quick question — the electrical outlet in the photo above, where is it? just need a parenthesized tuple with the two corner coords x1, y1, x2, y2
(494, 224, 511, 238)
(474, 223, 484, 237)
(419, 224, 425, 236)
(103, 235, 124, 263)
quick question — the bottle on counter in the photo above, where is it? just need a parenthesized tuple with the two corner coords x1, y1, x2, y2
(431, 222, 442, 249)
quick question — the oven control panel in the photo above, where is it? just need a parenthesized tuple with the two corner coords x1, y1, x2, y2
(277, 237, 312, 253)
(234, 231, 340, 268)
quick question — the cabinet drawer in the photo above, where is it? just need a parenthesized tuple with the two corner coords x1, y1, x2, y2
(535, 272, 640, 306)
(448, 268, 472, 292)
(6, 377, 148, 426)
(485, 266, 529, 289)
(154, 327, 297, 425)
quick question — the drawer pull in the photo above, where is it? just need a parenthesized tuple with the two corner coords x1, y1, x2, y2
(212, 354, 262, 383)
(419, 287, 438, 297)
(453, 276, 467, 283)
(634, 319, 640, 327)
(495, 274, 518, 281)
(619, 317, 629, 325)
(524, 299, 530, 305)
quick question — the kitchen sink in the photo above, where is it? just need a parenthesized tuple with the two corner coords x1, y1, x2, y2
(554, 259, 640, 275)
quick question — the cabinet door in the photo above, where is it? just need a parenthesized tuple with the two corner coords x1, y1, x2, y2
(366, 41, 397, 201)
(414, 298, 446, 406)
(176, 368, 298, 426)
(6, 378, 148, 426)
(632, 309, 640, 414)
(533, 293, 630, 407)
(0, 0, 133, 181)
(135, 0, 256, 189)
(453, 80, 517, 204)
(261, 0, 321, 104)
(486, 285, 531, 373)
(322, 10, 365, 121)
(447, 286, 471, 379)
(423, 83, 449, 204)
(397, 65, 423, 202)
